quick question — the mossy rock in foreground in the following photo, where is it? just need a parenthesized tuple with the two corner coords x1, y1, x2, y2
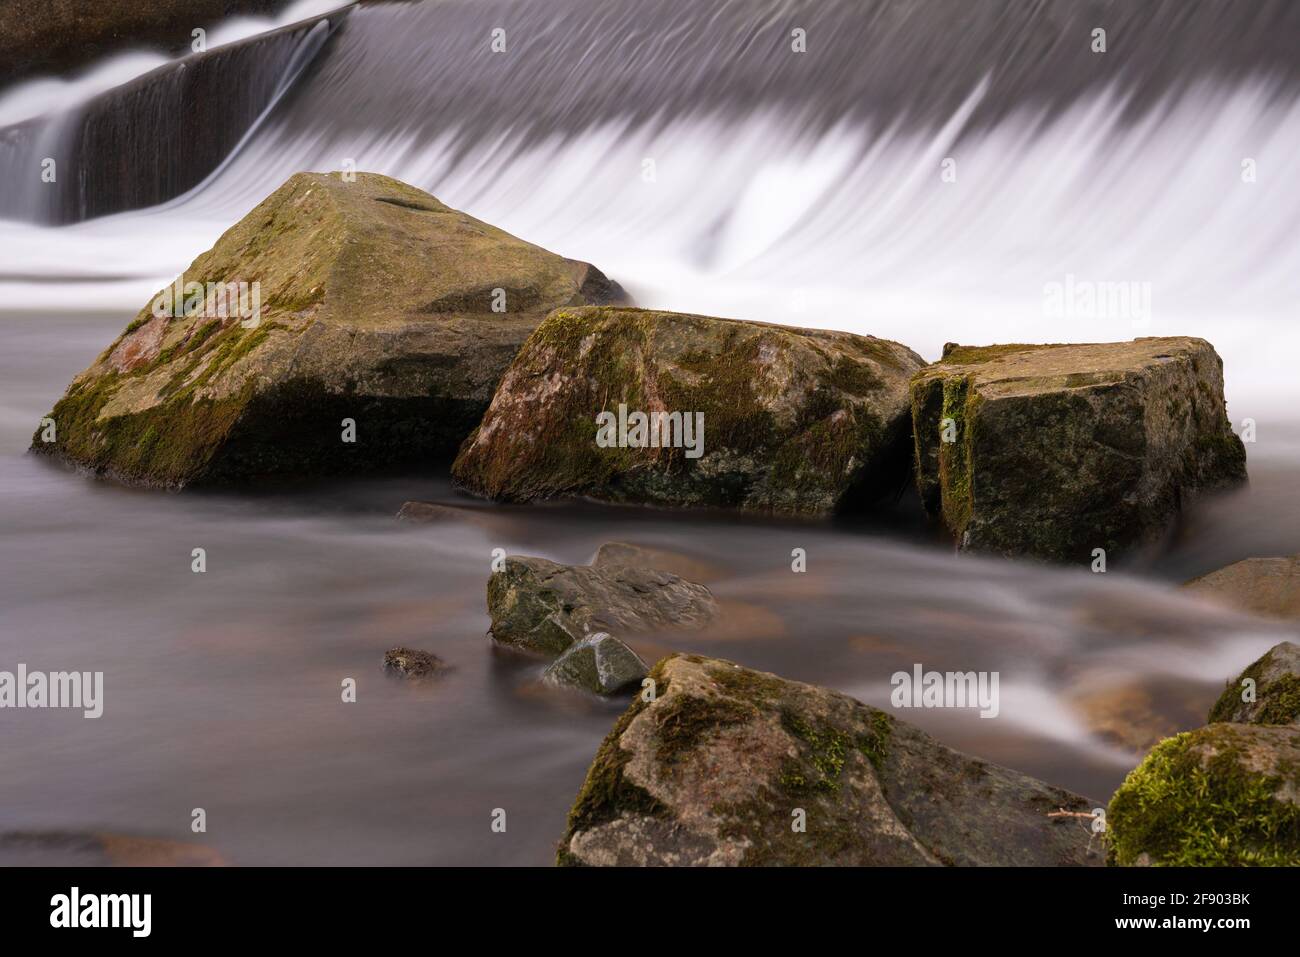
(30, 171, 624, 488)
(558, 655, 1102, 866)
(910, 338, 1247, 563)
(452, 306, 925, 515)
(1107, 724, 1300, 866)
(1207, 642, 1300, 727)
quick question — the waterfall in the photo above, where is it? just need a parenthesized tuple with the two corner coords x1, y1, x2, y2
(1, 0, 1298, 407)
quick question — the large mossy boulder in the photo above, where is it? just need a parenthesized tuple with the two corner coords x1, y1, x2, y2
(1207, 642, 1300, 727)
(558, 655, 1101, 866)
(1107, 723, 1300, 866)
(487, 554, 717, 656)
(452, 307, 924, 514)
(1183, 555, 1300, 619)
(30, 171, 624, 487)
(911, 338, 1247, 562)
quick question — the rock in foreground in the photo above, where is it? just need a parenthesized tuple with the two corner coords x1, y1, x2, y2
(542, 633, 649, 695)
(1107, 723, 1300, 866)
(559, 655, 1101, 866)
(31, 172, 624, 488)
(1207, 642, 1300, 727)
(911, 338, 1247, 562)
(453, 307, 924, 514)
(487, 553, 717, 656)
(1184, 555, 1300, 619)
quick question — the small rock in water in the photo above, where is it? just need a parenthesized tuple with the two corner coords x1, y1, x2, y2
(396, 501, 477, 524)
(383, 646, 446, 680)
(486, 552, 717, 656)
(591, 541, 721, 583)
(0, 831, 225, 867)
(542, 632, 649, 695)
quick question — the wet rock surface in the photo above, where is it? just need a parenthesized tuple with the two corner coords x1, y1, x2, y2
(486, 553, 718, 656)
(453, 306, 923, 514)
(559, 655, 1102, 866)
(32, 172, 624, 488)
(910, 338, 1247, 562)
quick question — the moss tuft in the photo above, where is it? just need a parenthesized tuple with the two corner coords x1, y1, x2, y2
(1106, 728, 1300, 866)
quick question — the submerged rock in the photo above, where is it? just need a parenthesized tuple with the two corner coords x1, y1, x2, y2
(31, 171, 624, 488)
(1183, 555, 1300, 619)
(1207, 642, 1300, 727)
(382, 646, 446, 681)
(542, 632, 649, 695)
(452, 306, 924, 514)
(0, 831, 225, 867)
(558, 655, 1101, 866)
(487, 553, 718, 656)
(1107, 723, 1300, 866)
(910, 338, 1247, 562)
(590, 541, 721, 583)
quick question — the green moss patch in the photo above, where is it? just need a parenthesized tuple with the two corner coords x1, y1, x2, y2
(1107, 729, 1300, 866)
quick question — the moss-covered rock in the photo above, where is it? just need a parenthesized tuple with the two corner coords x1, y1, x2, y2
(1107, 723, 1300, 866)
(910, 338, 1247, 562)
(30, 171, 624, 488)
(542, 632, 649, 696)
(1207, 642, 1300, 727)
(1183, 555, 1300, 619)
(487, 553, 718, 656)
(382, 646, 446, 681)
(452, 307, 924, 514)
(558, 655, 1102, 866)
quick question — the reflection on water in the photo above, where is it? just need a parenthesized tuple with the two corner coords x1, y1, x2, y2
(2, 312, 1297, 864)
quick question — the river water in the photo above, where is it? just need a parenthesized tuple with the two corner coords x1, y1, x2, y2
(1, 0, 1299, 864)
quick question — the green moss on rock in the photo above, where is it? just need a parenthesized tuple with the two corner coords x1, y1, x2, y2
(31, 171, 625, 488)
(911, 338, 1248, 562)
(558, 655, 1100, 866)
(453, 306, 924, 515)
(1206, 642, 1300, 726)
(1107, 725, 1300, 866)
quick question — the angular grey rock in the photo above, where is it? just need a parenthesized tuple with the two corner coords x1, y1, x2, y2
(542, 632, 649, 695)
(486, 553, 718, 656)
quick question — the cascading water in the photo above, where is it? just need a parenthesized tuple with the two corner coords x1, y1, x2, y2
(1, 0, 1298, 864)
(1, 0, 1298, 403)
(0, 6, 343, 224)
